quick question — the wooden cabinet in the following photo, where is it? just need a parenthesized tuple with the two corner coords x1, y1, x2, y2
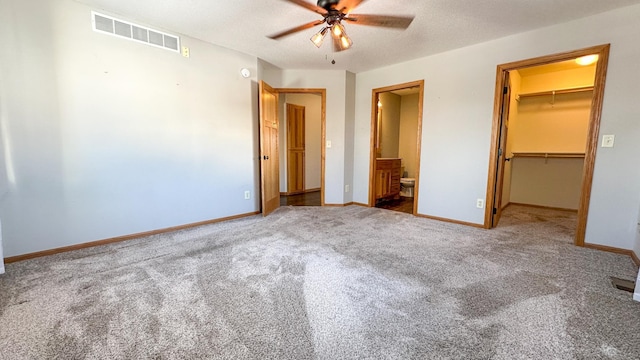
(375, 158, 401, 201)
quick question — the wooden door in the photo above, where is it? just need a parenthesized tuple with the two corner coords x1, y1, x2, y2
(259, 81, 280, 216)
(492, 72, 511, 227)
(286, 104, 305, 194)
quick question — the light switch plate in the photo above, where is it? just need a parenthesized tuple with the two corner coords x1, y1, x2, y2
(602, 135, 615, 148)
(326, 140, 332, 148)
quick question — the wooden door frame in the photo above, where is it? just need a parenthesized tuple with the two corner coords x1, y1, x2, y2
(492, 73, 512, 227)
(368, 80, 425, 215)
(484, 44, 611, 247)
(276, 88, 327, 206)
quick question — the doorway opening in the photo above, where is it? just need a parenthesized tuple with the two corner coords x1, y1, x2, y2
(278, 90, 325, 207)
(368, 80, 424, 215)
(258, 83, 326, 215)
(485, 44, 610, 246)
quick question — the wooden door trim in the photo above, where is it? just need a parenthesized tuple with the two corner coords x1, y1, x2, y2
(492, 73, 511, 227)
(484, 44, 611, 247)
(368, 80, 425, 215)
(275, 88, 327, 206)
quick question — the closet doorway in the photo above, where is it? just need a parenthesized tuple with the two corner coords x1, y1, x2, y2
(486, 44, 610, 246)
(368, 80, 424, 215)
(278, 89, 326, 207)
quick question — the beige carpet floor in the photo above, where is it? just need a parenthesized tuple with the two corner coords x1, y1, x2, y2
(0, 204, 639, 359)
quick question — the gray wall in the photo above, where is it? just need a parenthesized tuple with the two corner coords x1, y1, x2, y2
(2, 0, 640, 260)
(354, 4, 640, 251)
(0, 0, 260, 256)
(344, 72, 356, 203)
(279, 70, 351, 205)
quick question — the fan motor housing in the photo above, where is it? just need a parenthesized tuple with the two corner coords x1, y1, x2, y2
(318, 0, 340, 11)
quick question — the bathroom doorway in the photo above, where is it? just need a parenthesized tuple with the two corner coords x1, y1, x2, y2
(486, 44, 610, 247)
(369, 80, 424, 215)
(278, 89, 325, 207)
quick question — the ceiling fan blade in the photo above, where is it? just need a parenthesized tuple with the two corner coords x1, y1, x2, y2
(268, 20, 326, 40)
(337, 0, 366, 13)
(344, 14, 414, 29)
(281, 0, 328, 15)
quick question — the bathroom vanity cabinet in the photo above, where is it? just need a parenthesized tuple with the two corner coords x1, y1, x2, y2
(375, 158, 401, 201)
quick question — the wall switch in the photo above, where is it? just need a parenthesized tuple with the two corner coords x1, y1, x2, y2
(326, 140, 332, 148)
(476, 199, 484, 209)
(244, 191, 251, 200)
(345, 185, 350, 193)
(602, 135, 615, 148)
(181, 46, 190, 58)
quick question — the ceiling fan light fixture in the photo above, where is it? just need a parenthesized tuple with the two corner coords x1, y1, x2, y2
(331, 23, 345, 38)
(339, 33, 353, 50)
(310, 27, 328, 47)
(269, 0, 414, 53)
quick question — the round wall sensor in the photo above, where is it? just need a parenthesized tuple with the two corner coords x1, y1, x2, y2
(240, 68, 251, 78)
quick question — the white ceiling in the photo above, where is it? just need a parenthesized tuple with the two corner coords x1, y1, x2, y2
(74, 0, 640, 73)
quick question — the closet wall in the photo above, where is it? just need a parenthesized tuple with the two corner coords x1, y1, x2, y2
(378, 92, 401, 158)
(378, 92, 419, 177)
(503, 64, 596, 210)
(398, 93, 420, 178)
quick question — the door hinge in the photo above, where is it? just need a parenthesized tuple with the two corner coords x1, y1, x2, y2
(493, 208, 497, 214)
(498, 148, 503, 157)
(503, 86, 509, 95)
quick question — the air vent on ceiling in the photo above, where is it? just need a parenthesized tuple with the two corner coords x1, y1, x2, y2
(92, 11, 180, 53)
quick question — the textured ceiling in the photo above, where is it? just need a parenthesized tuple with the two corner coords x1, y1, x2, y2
(74, 0, 640, 73)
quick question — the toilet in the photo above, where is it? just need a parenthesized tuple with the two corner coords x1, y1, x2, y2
(400, 178, 415, 197)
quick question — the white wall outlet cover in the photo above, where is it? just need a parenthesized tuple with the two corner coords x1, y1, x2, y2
(601, 135, 615, 148)
(240, 68, 251, 78)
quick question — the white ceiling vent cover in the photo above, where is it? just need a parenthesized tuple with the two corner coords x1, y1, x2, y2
(92, 11, 180, 53)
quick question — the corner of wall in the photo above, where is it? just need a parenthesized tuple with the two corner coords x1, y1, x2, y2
(343, 71, 356, 203)
(634, 270, 640, 302)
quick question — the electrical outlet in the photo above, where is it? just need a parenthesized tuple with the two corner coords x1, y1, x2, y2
(476, 199, 484, 209)
(244, 191, 251, 200)
(345, 185, 350, 193)
(602, 135, 615, 148)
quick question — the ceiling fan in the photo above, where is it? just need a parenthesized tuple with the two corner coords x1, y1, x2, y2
(268, 0, 414, 51)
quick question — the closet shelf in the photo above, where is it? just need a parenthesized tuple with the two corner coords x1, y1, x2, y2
(516, 86, 593, 101)
(511, 152, 585, 159)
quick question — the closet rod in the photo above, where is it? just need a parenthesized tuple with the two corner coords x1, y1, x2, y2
(516, 86, 593, 101)
(511, 152, 585, 159)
